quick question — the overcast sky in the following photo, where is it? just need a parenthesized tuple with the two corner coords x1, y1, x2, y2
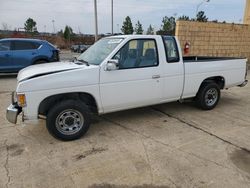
(0, 0, 246, 34)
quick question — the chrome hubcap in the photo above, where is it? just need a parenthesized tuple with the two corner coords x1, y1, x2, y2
(56, 109, 84, 135)
(205, 88, 218, 106)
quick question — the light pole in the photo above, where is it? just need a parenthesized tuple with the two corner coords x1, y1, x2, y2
(196, 0, 210, 18)
(117, 24, 119, 33)
(52, 20, 55, 34)
(111, 0, 114, 34)
(94, 0, 98, 41)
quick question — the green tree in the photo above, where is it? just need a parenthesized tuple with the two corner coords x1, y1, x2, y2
(134, 21, 143, 34)
(178, 15, 190, 21)
(156, 16, 176, 35)
(146, 24, 154, 35)
(63, 25, 73, 40)
(121, 16, 134, 34)
(24, 18, 37, 32)
(196, 11, 208, 22)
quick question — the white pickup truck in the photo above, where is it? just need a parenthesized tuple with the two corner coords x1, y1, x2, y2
(6, 35, 248, 140)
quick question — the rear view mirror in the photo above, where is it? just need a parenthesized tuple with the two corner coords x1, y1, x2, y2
(105, 60, 119, 71)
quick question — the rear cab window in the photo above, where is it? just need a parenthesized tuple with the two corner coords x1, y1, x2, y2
(162, 36, 180, 63)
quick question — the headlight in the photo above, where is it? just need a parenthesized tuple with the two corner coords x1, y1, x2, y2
(17, 94, 26, 107)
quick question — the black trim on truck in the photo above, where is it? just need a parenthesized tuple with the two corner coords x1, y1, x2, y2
(183, 56, 246, 63)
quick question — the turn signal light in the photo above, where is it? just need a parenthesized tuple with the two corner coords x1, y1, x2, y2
(17, 94, 26, 107)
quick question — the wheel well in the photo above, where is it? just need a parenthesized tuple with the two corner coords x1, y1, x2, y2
(33, 59, 49, 65)
(200, 76, 225, 89)
(38, 92, 98, 116)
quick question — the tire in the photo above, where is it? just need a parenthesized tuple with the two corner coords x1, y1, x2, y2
(33, 60, 48, 65)
(46, 100, 91, 141)
(195, 82, 221, 110)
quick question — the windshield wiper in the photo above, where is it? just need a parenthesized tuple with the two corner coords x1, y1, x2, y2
(74, 59, 90, 66)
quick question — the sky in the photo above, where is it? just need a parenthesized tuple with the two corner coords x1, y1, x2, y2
(0, 0, 246, 34)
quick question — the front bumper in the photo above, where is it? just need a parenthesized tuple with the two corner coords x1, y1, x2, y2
(238, 80, 248, 87)
(6, 92, 22, 124)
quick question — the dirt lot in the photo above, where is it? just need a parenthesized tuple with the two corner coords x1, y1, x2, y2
(0, 52, 250, 188)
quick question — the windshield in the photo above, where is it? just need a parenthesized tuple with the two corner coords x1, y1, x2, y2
(77, 38, 123, 65)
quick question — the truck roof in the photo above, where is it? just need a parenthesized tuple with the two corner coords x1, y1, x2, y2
(106, 35, 162, 39)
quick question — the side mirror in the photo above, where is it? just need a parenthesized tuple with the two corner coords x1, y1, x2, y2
(105, 60, 119, 71)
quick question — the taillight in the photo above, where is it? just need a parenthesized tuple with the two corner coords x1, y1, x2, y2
(52, 50, 59, 61)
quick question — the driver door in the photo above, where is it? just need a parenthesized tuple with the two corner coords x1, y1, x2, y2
(100, 39, 163, 113)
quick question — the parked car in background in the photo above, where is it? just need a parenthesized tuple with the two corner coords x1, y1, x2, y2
(70, 44, 79, 53)
(78, 44, 91, 53)
(0, 38, 59, 73)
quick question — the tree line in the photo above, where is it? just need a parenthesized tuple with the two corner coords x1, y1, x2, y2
(121, 11, 216, 35)
(4, 11, 226, 39)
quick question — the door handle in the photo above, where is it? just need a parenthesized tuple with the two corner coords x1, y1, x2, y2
(152, 75, 160, 79)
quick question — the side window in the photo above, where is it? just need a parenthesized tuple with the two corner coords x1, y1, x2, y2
(163, 36, 179, 63)
(113, 39, 158, 69)
(0, 41, 11, 51)
(13, 41, 38, 50)
(33, 42, 41, 49)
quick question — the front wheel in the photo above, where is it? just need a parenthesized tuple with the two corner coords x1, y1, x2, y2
(195, 83, 221, 110)
(46, 100, 91, 141)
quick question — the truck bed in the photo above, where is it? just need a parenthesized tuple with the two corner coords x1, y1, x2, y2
(182, 57, 247, 99)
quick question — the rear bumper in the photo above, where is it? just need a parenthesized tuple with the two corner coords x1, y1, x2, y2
(6, 104, 21, 124)
(238, 80, 248, 87)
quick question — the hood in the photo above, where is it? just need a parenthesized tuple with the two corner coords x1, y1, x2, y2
(17, 61, 85, 82)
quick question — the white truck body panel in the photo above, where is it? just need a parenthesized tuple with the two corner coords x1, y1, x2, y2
(13, 35, 247, 121)
(183, 59, 247, 98)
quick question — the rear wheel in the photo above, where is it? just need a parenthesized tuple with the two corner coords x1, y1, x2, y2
(196, 82, 220, 110)
(46, 100, 91, 141)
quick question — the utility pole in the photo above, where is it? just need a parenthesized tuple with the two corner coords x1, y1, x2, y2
(111, 0, 114, 34)
(117, 24, 119, 33)
(52, 20, 55, 34)
(94, 0, 98, 41)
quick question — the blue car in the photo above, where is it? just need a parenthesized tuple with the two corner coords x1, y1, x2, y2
(0, 38, 59, 73)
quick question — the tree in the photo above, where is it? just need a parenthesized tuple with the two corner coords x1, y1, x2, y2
(146, 24, 154, 35)
(134, 21, 143, 34)
(2, 22, 11, 30)
(33, 27, 39, 34)
(63, 25, 73, 41)
(156, 16, 176, 35)
(121, 16, 134, 34)
(178, 15, 190, 21)
(196, 11, 208, 22)
(24, 18, 37, 32)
